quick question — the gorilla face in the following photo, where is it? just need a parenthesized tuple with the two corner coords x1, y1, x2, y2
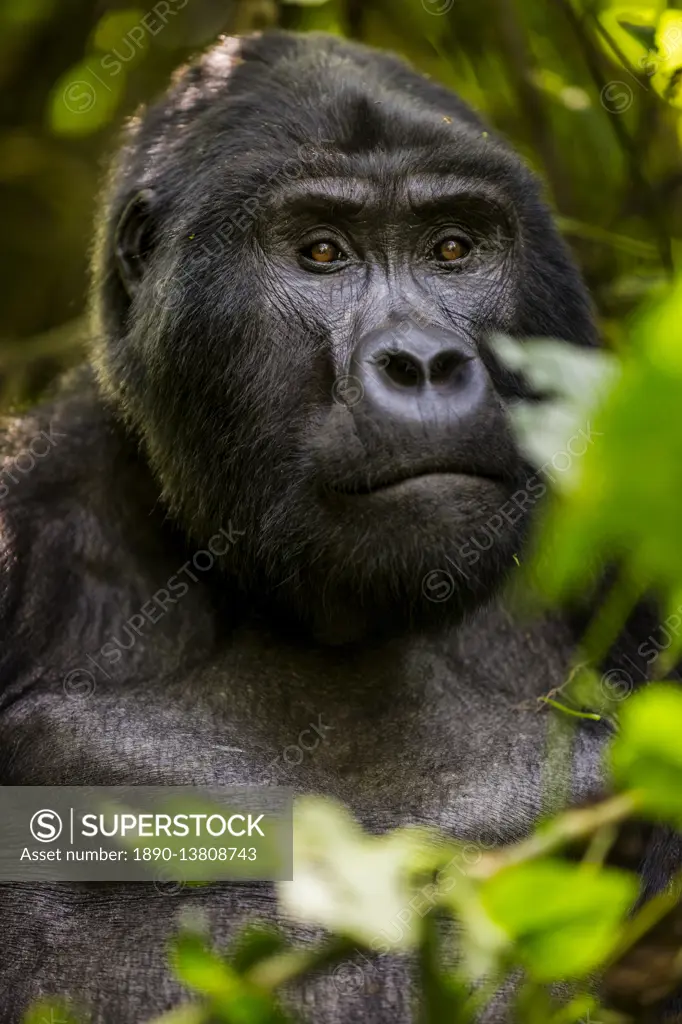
(93, 32, 596, 640)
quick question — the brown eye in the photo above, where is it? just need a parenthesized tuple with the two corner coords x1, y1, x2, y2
(436, 238, 470, 262)
(308, 241, 342, 263)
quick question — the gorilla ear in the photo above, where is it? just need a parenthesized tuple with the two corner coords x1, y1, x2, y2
(114, 188, 157, 299)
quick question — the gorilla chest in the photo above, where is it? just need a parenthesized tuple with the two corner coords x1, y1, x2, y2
(187, 605, 609, 845)
(6, 604, 609, 846)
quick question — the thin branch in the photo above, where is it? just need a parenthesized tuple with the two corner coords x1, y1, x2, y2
(468, 792, 639, 880)
(246, 939, 359, 992)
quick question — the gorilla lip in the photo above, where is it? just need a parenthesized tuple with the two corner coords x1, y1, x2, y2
(331, 468, 504, 496)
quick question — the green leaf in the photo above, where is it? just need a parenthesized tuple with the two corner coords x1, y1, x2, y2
(653, 590, 682, 674)
(490, 335, 617, 489)
(171, 931, 242, 1000)
(418, 914, 470, 1022)
(279, 798, 445, 951)
(597, 4, 663, 70)
(550, 993, 605, 1024)
(282, 0, 345, 32)
(171, 930, 288, 1024)
(610, 684, 682, 824)
(92, 9, 147, 55)
(230, 925, 288, 975)
(48, 58, 124, 137)
(618, 19, 657, 50)
(479, 860, 638, 981)
(2, 0, 54, 25)
(525, 274, 682, 610)
(491, 336, 617, 406)
(145, 1007, 207, 1024)
(514, 982, 556, 1023)
(652, 12, 682, 108)
(23, 1000, 81, 1024)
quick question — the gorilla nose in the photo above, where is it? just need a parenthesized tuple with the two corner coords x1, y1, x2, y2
(349, 325, 489, 430)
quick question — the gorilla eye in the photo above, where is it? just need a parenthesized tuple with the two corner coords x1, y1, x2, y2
(301, 240, 347, 267)
(435, 237, 470, 262)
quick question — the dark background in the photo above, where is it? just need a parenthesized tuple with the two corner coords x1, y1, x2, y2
(1, 0, 680, 408)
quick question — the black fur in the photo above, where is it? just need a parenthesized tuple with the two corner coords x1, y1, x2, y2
(0, 31, 673, 1024)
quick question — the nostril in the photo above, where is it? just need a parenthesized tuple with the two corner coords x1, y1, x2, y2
(428, 351, 470, 388)
(375, 351, 424, 388)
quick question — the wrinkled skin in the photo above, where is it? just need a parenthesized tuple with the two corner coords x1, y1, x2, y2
(0, 30, 678, 1024)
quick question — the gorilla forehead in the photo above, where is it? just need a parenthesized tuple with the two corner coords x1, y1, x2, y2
(116, 31, 532, 210)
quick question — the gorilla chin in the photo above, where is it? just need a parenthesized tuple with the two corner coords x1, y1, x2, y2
(260, 469, 528, 645)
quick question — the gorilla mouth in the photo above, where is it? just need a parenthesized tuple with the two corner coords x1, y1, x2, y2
(331, 466, 505, 496)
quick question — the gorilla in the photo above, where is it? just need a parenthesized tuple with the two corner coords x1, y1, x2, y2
(0, 29, 676, 1024)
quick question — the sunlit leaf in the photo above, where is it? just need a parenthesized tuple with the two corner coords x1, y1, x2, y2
(501, 334, 615, 397)
(23, 1000, 81, 1024)
(525, 275, 682, 605)
(654, 589, 682, 673)
(172, 931, 242, 999)
(598, 3, 661, 73)
(530, 69, 591, 111)
(619, 19, 656, 50)
(279, 798, 445, 951)
(610, 684, 682, 825)
(479, 860, 638, 981)
(652, 11, 682, 107)
(171, 929, 289, 1024)
(490, 335, 617, 489)
(48, 58, 125, 136)
(230, 925, 288, 975)
(92, 9, 148, 65)
(419, 914, 470, 1022)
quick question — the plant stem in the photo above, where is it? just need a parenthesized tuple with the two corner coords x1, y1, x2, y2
(468, 792, 640, 880)
(246, 939, 357, 992)
(145, 1006, 206, 1024)
(609, 866, 682, 963)
(580, 570, 644, 671)
(582, 822, 618, 868)
(538, 697, 602, 721)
